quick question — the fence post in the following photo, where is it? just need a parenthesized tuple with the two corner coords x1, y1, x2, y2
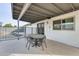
(31, 27, 33, 34)
(24, 26, 26, 37)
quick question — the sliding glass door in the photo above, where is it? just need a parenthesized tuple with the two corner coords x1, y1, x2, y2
(37, 23, 44, 34)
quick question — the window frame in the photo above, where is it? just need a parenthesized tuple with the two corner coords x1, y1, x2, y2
(53, 17, 75, 30)
(53, 20, 62, 30)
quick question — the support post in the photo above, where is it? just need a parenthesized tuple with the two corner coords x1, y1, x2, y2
(17, 3, 31, 40)
(17, 19, 20, 40)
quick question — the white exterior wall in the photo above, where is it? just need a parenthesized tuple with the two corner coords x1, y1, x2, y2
(31, 10, 79, 48)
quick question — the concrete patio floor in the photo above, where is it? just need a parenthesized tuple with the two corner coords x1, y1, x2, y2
(0, 38, 79, 56)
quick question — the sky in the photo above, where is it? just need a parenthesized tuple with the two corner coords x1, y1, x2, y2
(0, 3, 29, 26)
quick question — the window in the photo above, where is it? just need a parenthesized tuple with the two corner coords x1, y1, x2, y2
(53, 17, 74, 30)
(62, 18, 74, 30)
(62, 18, 73, 23)
(53, 20, 61, 30)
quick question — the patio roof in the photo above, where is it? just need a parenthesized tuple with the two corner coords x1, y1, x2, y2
(12, 3, 79, 23)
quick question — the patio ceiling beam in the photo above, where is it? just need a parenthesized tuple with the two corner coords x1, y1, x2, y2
(21, 17, 33, 22)
(27, 10, 52, 17)
(25, 14, 44, 18)
(18, 3, 31, 20)
(13, 5, 22, 11)
(21, 14, 44, 21)
(24, 13, 53, 22)
(25, 15, 41, 19)
(33, 4, 59, 15)
(51, 3, 66, 13)
(13, 10, 20, 14)
(13, 3, 24, 8)
(70, 3, 76, 11)
(33, 17, 50, 23)
(26, 15, 46, 20)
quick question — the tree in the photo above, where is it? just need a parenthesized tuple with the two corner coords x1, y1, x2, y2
(3, 23, 13, 27)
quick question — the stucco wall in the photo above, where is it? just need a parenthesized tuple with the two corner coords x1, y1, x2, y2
(31, 10, 79, 48)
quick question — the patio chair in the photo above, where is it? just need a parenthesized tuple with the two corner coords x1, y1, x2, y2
(38, 36, 47, 50)
(26, 36, 36, 50)
(25, 35, 47, 50)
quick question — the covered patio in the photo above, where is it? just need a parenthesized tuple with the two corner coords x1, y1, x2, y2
(0, 3, 78, 56)
(10, 3, 79, 56)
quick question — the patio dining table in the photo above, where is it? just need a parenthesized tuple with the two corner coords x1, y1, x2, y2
(28, 34, 46, 47)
